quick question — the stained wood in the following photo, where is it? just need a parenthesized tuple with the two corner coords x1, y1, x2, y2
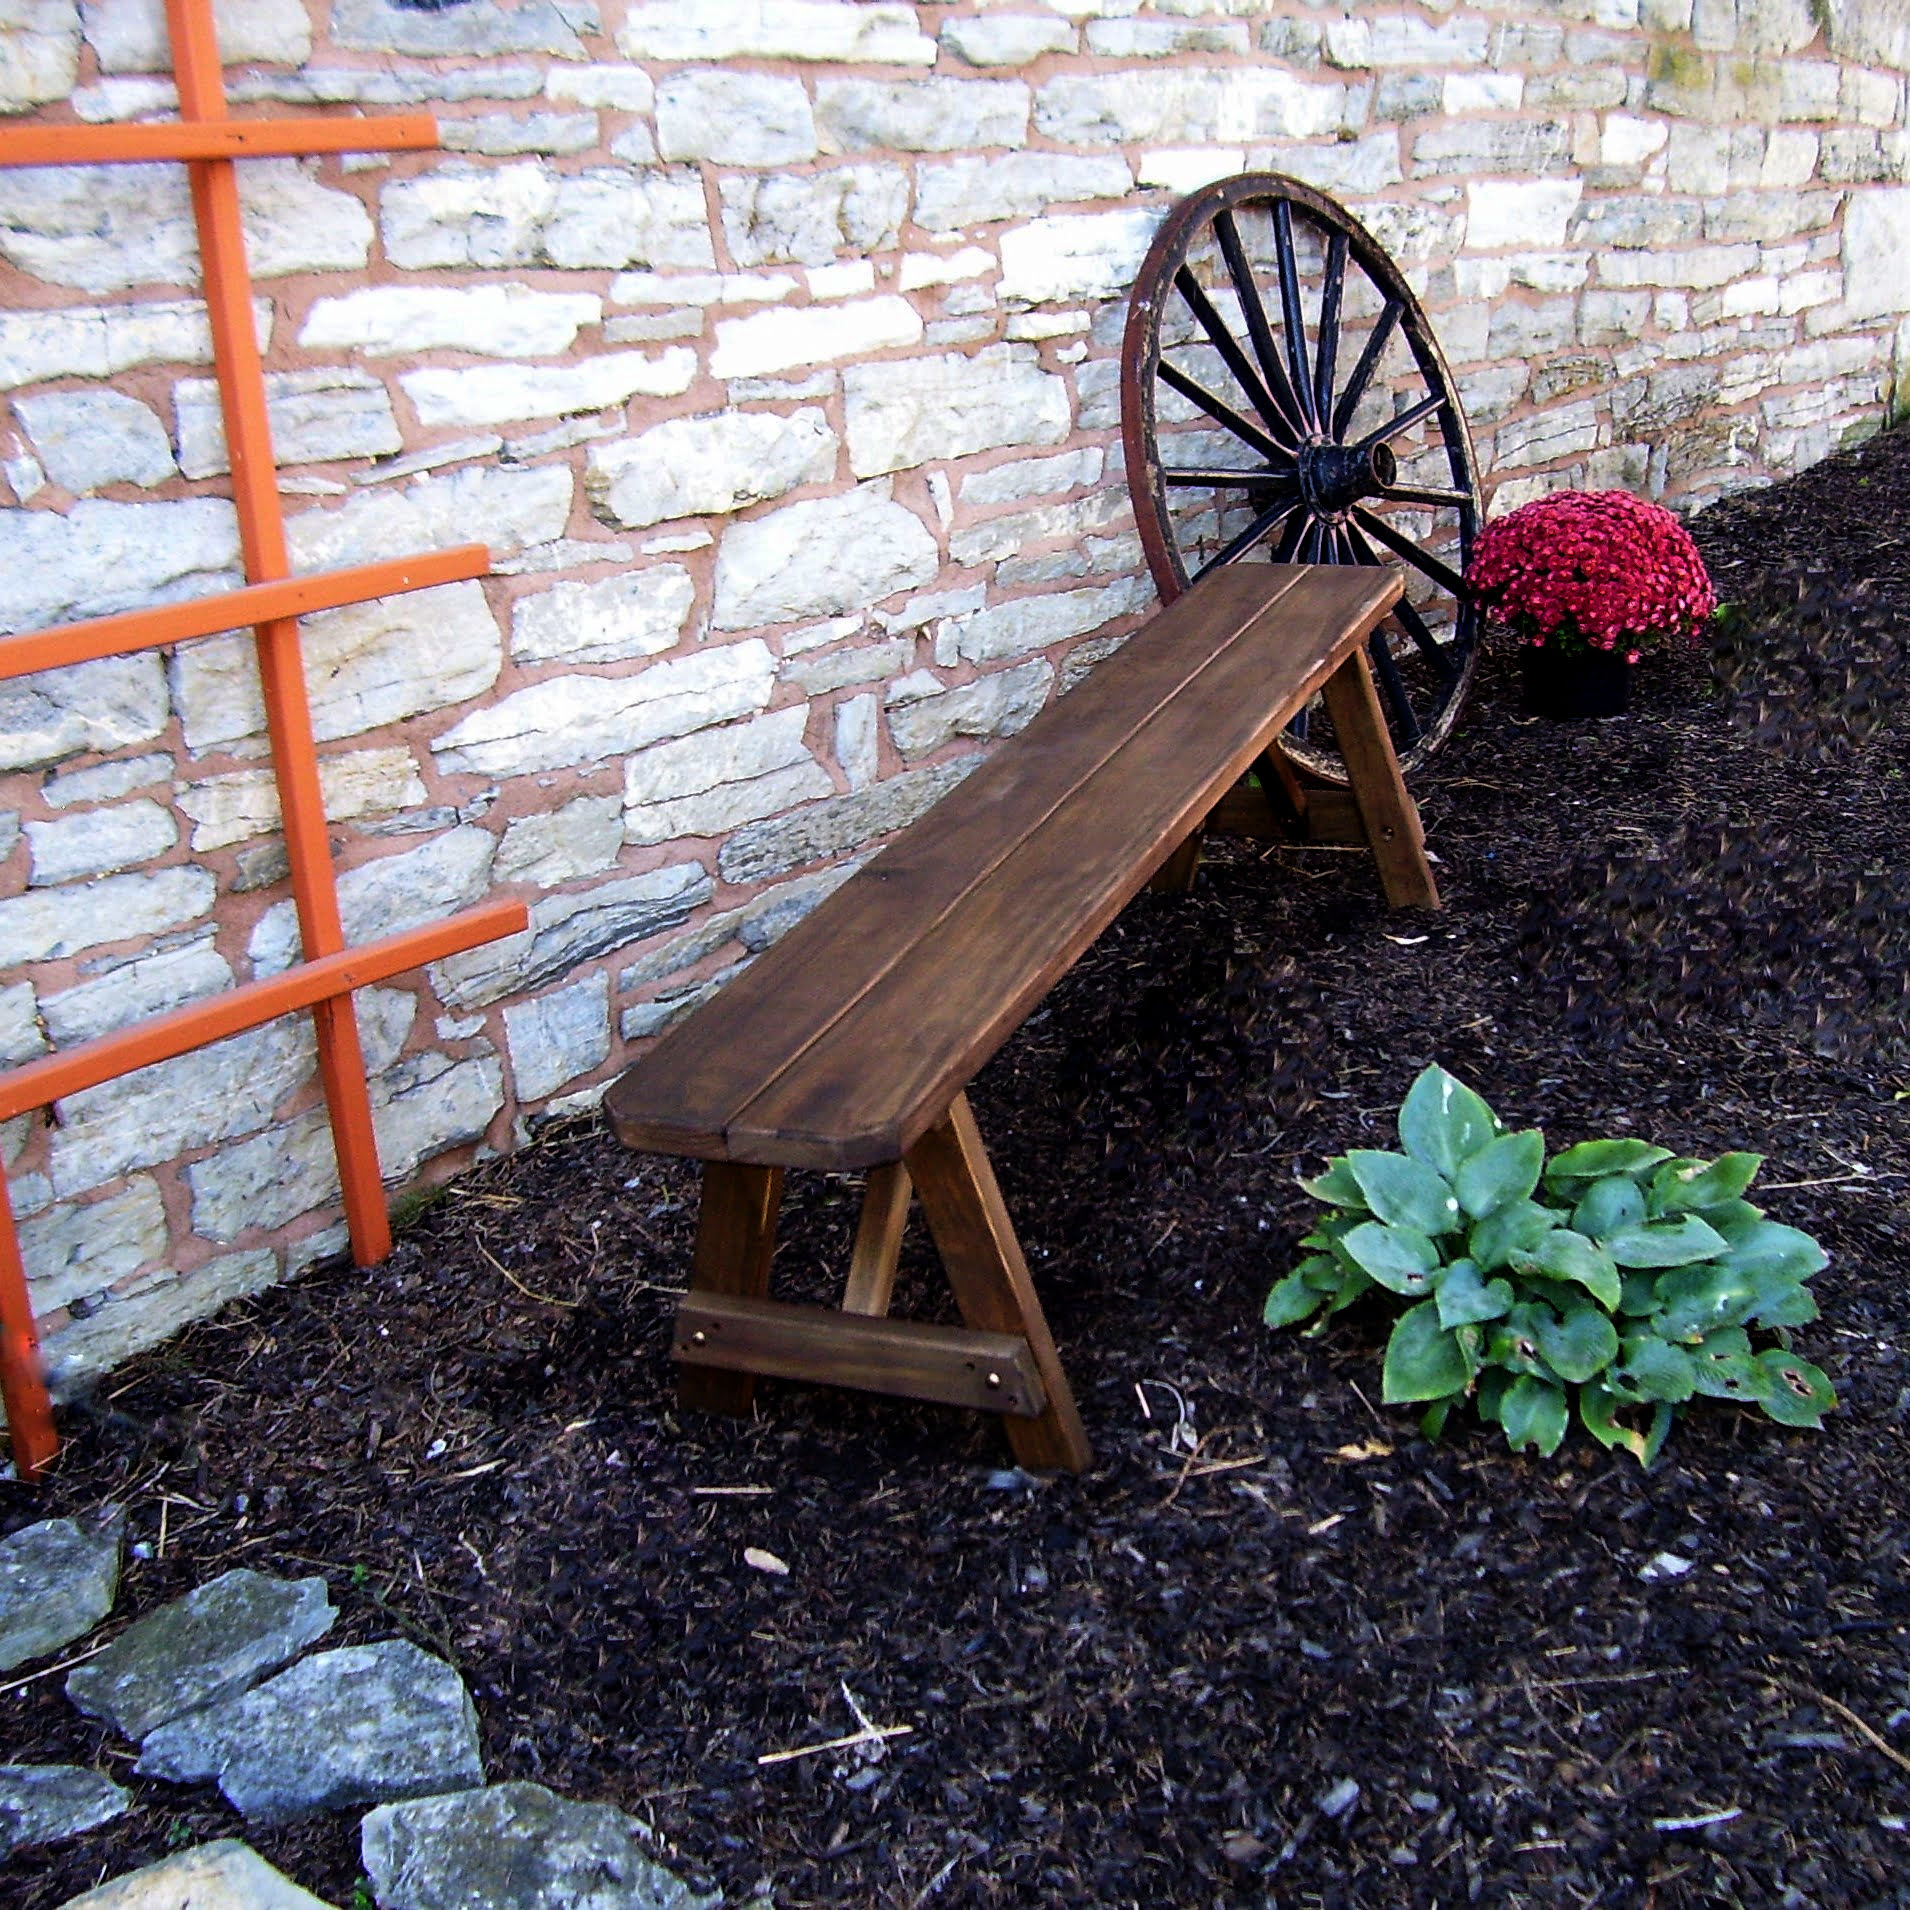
(1147, 830, 1204, 894)
(842, 1162, 911, 1317)
(605, 564, 1314, 1161)
(1207, 782, 1366, 845)
(679, 1162, 783, 1416)
(904, 1095, 1092, 1472)
(672, 1293, 1046, 1418)
(1319, 647, 1441, 909)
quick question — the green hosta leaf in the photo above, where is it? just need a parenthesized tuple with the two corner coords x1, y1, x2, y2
(1265, 1272, 1325, 1328)
(1534, 1305, 1620, 1384)
(1692, 1326, 1762, 1401)
(1752, 1282, 1820, 1329)
(1300, 1157, 1368, 1208)
(1579, 1385, 1674, 1466)
(1604, 1215, 1731, 1268)
(1573, 1174, 1646, 1241)
(1398, 1065, 1499, 1178)
(1435, 1258, 1515, 1330)
(1611, 1333, 1698, 1404)
(1500, 1376, 1568, 1457)
(1476, 1367, 1512, 1426)
(1655, 1262, 1763, 1342)
(1346, 1151, 1463, 1235)
(1297, 1254, 1344, 1293)
(1310, 1263, 1375, 1330)
(1618, 1271, 1661, 1316)
(1382, 1299, 1475, 1404)
(1718, 1221, 1828, 1285)
(1420, 1398, 1453, 1441)
(1754, 1350, 1836, 1428)
(1653, 1153, 1764, 1214)
(1470, 1199, 1560, 1273)
(1488, 1303, 1557, 1381)
(1521, 1229, 1622, 1310)
(1702, 1199, 1764, 1246)
(1545, 1139, 1674, 1186)
(1454, 1130, 1545, 1220)
(1340, 1220, 1441, 1297)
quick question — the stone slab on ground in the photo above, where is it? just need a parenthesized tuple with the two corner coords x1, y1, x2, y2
(135, 1638, 483, 1824)
(55, 1838, 338, 1908)
(360, 1781, 721, 1910)
(0, 1764, 128, 1855)
(66, 1568, 335, 1742)
(0, 1506, 123, 1671)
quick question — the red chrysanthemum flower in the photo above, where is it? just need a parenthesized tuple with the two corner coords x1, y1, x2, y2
(1464, 490, 1716, 659)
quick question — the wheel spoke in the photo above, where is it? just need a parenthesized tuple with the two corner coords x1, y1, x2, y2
(1272, 508, 1313, 565)
(1354, 390, 1446, 452)
(1213, 207, 1313, 439)
(1157, 359, 1290, 465)
(1376, 483, 1472, 509)
(1271, 200, 1319, 431)
(1193, 495, 1302, 577)
(1347, 513, 1465, 685)
(1334, 531, 1422, 741)
(1313, 231, 1347, 427)
(1162, 466, 1297, 488)
(1329, 300, 1400, 440)
(1174, 266, 1301, 450)
(1350, 504, 1469, 597)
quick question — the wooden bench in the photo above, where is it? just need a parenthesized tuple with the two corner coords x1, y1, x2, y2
(605, 561, 1436, 1473)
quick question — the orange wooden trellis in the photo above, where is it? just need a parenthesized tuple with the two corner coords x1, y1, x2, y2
(0, 0, 530, 1480)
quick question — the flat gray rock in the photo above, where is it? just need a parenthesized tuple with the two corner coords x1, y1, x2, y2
(0, 1763, 128, 1854)
(67, 1569, 335, 1741)
(136, 1639, 482, 1825)
(360, 1782, 720, 1910)
(0, 1507, 122, 1672)
(54, 1837, 337, 1907)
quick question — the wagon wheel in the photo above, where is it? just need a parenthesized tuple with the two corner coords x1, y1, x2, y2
(1121, 172, 1483, 784)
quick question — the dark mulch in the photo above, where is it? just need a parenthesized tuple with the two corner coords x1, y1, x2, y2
(7, 425, 1910, 1910)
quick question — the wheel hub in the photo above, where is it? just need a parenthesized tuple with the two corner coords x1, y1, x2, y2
(1299, 438, 1396, 518)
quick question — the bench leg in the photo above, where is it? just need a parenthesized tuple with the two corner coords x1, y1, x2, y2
(1147, 827, 1204, 895)
(680, 1161, 784, 1416)
(1320, 645, 1441, 910)
(842, 1161, 911, 1318)
(905, 1093, 1092, 1473)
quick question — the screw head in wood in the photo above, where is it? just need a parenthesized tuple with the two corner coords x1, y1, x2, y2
(987, 1371, 1001, 1387)
(692, 1329, 707, 1345)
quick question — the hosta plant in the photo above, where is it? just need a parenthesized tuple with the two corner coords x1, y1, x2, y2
(1265, 1065, 1835, 1465)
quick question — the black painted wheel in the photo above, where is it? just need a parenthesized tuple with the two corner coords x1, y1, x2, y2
(1121, 172, 1482, 783)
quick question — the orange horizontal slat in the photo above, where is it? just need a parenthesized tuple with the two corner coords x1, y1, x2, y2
(0, 897, 528, 1120)
(0, 114, 440, 168)
(0, 545, 491, 682)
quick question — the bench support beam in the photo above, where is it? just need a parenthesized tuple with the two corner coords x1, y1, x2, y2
(842, 1161, 911, 1318)
(679, 1161, 784, 1417)
(1320, 646, 1440, 909)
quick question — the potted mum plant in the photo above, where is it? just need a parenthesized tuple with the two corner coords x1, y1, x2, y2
(1465, 490, 1716, 719)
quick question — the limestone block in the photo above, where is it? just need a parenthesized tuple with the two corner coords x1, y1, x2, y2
(431, 862, 712, 1009)
(0, 159, 368, 294)
(1411, 119, 1572, 177)
(67, 1571, 335, 1742)
(1844, 188, 1910, 317)
(0, 1507, 121, 1671)
(657, 70, 817, 165)
(332, 0, 593, 56)
(0, 1764, 126, 1856)
(52, 1840, 333, 1910)
(718, 759, 973, 885)
(0, 981, 41, 1067)
(914, 152, 1131, 231)
(495, 793, 623, 888)
(546, 65, 655, 111)
(286, 466, 571, 571)
(22, 1177, 166, 1315)
(401, 352, 695, 429)
(25, 800, 176, 887)
(42, 931, 231, 1045)
(844, 346, 1069, 478)
(1828, 0, 1910, 66)
(1088, 19, 1249, 55)
(1325, 13, 1490, 64)
(0, 497, 237, 638)
(41, 1249, 279, 1395)
(436, 642, 776, 778)
(887, 659, 1051, 759)
(1248, 133, 1403, 195)
(619, 1, 935, 64)
(173, 580, 500, 756)
(176, 749, 429, 853)
(836, 692, 879, 789)
(943, 576, 1153, 665)
(510, 567, 695, 667)
(362, 1782, 719, 1910)
(248, 826, 497, 978)
(300, 285, 601, 360)
(0, 0, 79, 113)
(713, 486, 939, 630)
(0, 297, 258, 389)
(505, 973, 611, 1102)
(961, 447, 1103, 507)
(0, 658, 167, 779)
(610, 269, 797, 308)
(1058, 632, 1129, 693)
(0, 865, 211, 967)
(1597, 242, 1761, 288)
(14, 390, 174, 492)
(587, 409, 837, 529)
(1494, 400, 1603, 466)
(1465, 179, 1583, 251)
(623, 706, 834, 845)
(710, 294, 923, 380)
(173, 370, 400, 481)
(781, 637, 912, 695)
(80, 0, 307, 69)
(719, 164, 910, 266)
(1692, 0, 1817, 51)
(943, 15, 1073, 65)
(1034, 69, 1349, 147)
(543, 169, 717, 271)
(998, 208, 1162, 304)
(439, 112, 600, 159)
(373, 1051, 505, 1180)
(1488, 299, 1578, 358)
(816, 77, 1030, 154)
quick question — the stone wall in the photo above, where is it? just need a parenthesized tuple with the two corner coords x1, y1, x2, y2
(1, 0, 1906, 1396)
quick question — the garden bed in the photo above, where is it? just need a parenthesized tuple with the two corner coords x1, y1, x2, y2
(7, 424, 1910, 1909)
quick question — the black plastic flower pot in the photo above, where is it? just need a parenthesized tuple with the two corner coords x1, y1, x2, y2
(1520, 644, 1631, 719)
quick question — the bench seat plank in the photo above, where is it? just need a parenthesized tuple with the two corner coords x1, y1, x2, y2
(606, 563, 1400, 1170)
